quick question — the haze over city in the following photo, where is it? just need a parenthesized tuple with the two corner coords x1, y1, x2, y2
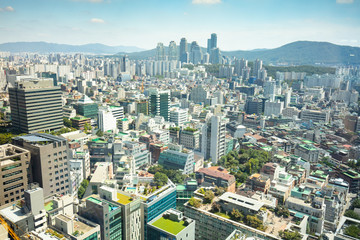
(0, 0, 360, 50)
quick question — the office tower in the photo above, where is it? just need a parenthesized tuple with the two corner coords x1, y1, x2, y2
(263, 80, 276, 101)
(98, 108, 117, 132)
(201, 116, 226, 164)
(0, 144, 30, 206)
(147, 209, 195, 240)
(210, 47, 221, 64)
(79, 195, 123, 240)
(74, 95, 99, 119)
(149, 89, 170, 121)
(300, 109, 330, 123)
(234, 58, 248, 76)
(168, 41, 178, 61)
(12, 133, 70, 198)
(264, 100, 284, 117)
(98, 186, 144, 240)
(207, 33, 217, 53)
(142, 181, 177, 239)
(179, 37, 188, 63)
(253, 59, 263, 78)
(9, 78, 63, 133)
(156, 42, 165, 61)
(190, 41, 202, 64)
(203, 52, 210, 64)
(158, 144, 194, 174)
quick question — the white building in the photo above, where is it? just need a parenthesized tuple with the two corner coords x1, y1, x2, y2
(170, 108, 188, 126)
(264, 100, 284, 117)
(201, 116, 226, 164)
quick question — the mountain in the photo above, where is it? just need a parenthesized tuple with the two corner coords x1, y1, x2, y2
(222, 41, 360, 65)
(120, 41, 360, 65)
(0, 42, 145, 54)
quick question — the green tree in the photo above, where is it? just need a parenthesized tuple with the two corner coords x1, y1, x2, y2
(246, 215, 264, 231)
(231, 209, 244, 222)
(345, 210, 360, 220)
(63, 118, 72, 128)
(80, 179, 89, 189)
(78, 186, 85, 199)
(96, 129, 104, 137)
(203, 190, 215, 204)
(352, 198, 360, 209)
(279, 230, 302, 240)
(344, 224, 360, 238)
(275, 205, 290, 218)
(188, 197, 201, 208)
(154, 172, 168, 187)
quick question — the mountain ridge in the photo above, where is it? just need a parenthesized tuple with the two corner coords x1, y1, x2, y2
(0, 41, 145, 54)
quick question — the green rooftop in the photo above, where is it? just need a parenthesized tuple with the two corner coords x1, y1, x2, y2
(91, 138, 107, 143)
(300, 144, 317, 151)
(71, 116, 89, 121)
(151, 217, 187, 235)
(116, 192, 133, 205)
(45, 201, 55, 211)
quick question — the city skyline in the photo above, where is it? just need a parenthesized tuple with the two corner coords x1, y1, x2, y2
(0, 0, 359, 51)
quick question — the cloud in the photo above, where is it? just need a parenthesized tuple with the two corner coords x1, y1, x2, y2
(192, 0, 222, 5)
(336, 0, 353, 4)
(0, 6, 15, 12)
(90, 18, 105, 23)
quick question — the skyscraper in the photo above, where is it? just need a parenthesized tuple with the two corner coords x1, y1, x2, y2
(156, 42, 165, 61)
(201, 116, 226, 164)
(190, 41, 202, 64)
(149, 89, 170, 121)
(179, 37, 188, 63)
(207, 33, 217, 53)
(168, 41, 178, 61)
(253, 59, 263, 78)
(9, 78, 63, 133)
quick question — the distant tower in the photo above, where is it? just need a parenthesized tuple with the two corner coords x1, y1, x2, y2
(156, 43, 165, 61)
(253, 59, 263, 78)
(190, 41, 202, 64)
(168, 41, 178, 61)
(179, 37, 188, 63)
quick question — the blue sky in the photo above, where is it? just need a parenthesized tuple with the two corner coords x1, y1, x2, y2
(0, 0, 359, 50)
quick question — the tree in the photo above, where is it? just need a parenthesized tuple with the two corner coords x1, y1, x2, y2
(80, 179, 89, 189)
(352, 198, 360, 209)
(188, 197, 201, 208)
(231, 209, 244, 222)
(344, 224, 360, 238)
(63, 118, 72, 128)
(279, 230, 302, 240)
(345, 210, 360, 220)
(246, 215, 264, 231)
(211, 202, 221, 213)
(153, 172, 168, 187)
(275, 205, 290, 218)
(148, 165, 163, 174)
(96, 129, 104, 137)
(78, 186, 85, 199)
(84, 122, 92, 132)
(203, 190, 215, 204)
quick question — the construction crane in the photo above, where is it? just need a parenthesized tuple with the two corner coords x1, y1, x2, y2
(0, 215, 20, 240)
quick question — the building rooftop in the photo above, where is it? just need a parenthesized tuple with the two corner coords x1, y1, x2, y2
(219, 192, 264, 212)
(116, 192, 133, 205)
(150, 216, 187, 235)
(197, 167, 234, 181)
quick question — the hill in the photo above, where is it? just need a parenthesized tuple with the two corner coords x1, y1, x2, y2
(0, 42, 145, 54)
(120, 41, 360, 65)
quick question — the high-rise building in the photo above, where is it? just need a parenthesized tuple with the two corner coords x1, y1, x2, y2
(170, 108, 188, 126)
(156, 43, 165, 61)
(12, 133, 70, 198)
(0, 144, 30, 206)
(168, 41, 178, 61)
(79, 195, 123, 240)
(9, 78, 63, 133)
(180, 128, 200, 150)
(149, 89, 170, 121)
(190, 41, 202, 64)
(253, 59, 263, 78)
(207, 33, 217, 53)
(210, 47, 221, 64)
(179, 38, 188, 63)
(201, 116, 226, 164)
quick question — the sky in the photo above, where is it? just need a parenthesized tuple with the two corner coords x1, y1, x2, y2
(0, 0, 360, 51)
